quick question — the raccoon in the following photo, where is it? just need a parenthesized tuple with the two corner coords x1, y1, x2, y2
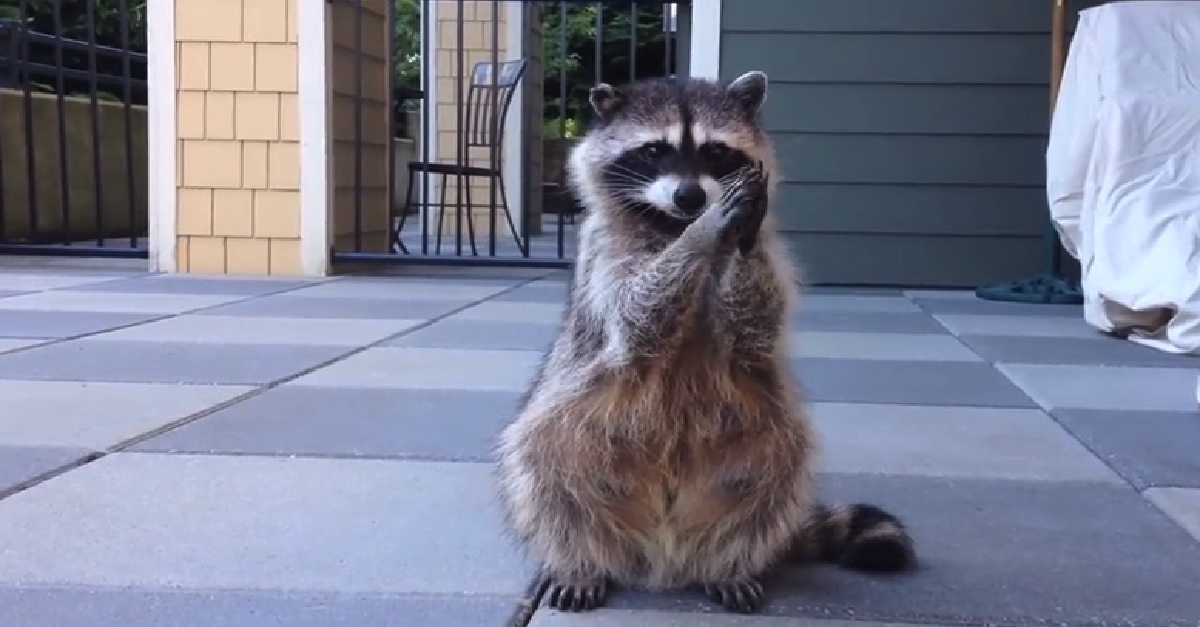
(495, 71, 916, 615)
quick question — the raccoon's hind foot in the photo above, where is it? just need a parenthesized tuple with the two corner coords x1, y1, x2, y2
(702, 577, 765, 614)
(543, 575, 610, 612)
(797, 502, 917, 573)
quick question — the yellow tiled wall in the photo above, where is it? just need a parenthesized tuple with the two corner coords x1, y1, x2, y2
(432, 1, 543, 241)
(329, 0, 392, 253)
(174, 0, 302, 274)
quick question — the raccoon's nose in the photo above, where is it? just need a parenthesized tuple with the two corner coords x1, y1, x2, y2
(672, 183, 708, 213)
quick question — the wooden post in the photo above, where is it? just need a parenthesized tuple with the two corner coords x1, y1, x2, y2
(1050, 0, 1068, 113)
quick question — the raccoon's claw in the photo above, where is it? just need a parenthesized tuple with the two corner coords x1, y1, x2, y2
(703, 577, 766, 614)
(545, 577, 609, 612)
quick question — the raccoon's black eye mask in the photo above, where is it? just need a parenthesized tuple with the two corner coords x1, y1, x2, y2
(629, 140, 748, 176)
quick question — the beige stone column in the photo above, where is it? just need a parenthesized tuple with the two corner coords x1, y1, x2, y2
(172, 0, 303, 274)
(431, 0, 543, 245)
(328, 0, 392, 253)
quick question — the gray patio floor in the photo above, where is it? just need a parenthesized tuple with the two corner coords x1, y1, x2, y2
(1, 258, 1198, 627)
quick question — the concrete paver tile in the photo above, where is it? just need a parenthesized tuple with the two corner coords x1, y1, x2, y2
(902, 290, 979, 300)
(0, 453, 532, 594)
(0, 274, 129, 291)
(93, 315, 424, 346)
(384, 318, 559, 351)
(606, 474, 1200, 626)
(489, 282, 571, 303)
(0, 380, 252, 449)
(194, 295, 472, 320)
(793, 358, 1036, 407)
(134, 387, 519, 461)
(58, 276, 320, 296)
(0, 588, 520, 627)
(791, 311, 948, 334)
(0, 310, 161, 339)
(0, 291, 242, 314)
(934, 313, 1100, 339)
(284, 280, 511, 301)
(0, 445, 91, 493)
(790, 332, 979, 361)
(912, 297, 1082, 318)
(1146, 488, 1200, 543)
(0, 340, 351, 384)
(999, 364, 1198, 412)
(0, 338, 43, 353)
(447, 301, 566, 324)
(287, 346, 542, 391)
(1052, 409, 1200, 489)
(797, 295, 921, 313)
(529, 611, 943, 626)
(812, 403, 1121, 482)
(959, 334, 1197, 368)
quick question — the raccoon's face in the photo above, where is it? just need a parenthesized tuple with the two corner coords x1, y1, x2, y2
(569, 71, 772, 228)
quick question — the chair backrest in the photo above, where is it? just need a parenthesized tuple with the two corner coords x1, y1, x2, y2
(460, 59, 526, 152)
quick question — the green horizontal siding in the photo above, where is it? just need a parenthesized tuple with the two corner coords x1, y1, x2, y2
(722, 0, 1062, 286)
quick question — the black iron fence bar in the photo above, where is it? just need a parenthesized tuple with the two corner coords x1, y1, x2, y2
(629, 3, 638, 83)
(385, 0, 396, 254)
(454, 0, 466, 256)
(353, 0, 364, 252)
(488, 0, 499, 258)
(119, 0, 137, 248)
(19, 0, 40, 246)
(663, 2, 672, 75)
(555, 1, 568, 260)
(53, 0, 73, 247)
(85, 0, 105, 245)
(420, 3, 432, 257)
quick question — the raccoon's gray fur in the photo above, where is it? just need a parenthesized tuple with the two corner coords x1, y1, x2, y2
(495, 71, 916, 615)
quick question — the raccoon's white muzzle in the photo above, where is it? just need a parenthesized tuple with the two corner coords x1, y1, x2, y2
(643, 174, 724, 218)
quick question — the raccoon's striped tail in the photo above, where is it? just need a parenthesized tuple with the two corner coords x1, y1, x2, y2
(788, 502, 916, 573)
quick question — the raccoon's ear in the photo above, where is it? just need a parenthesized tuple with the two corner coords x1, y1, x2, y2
(589, 83, 625, 121)
(727, 71, 768, 115)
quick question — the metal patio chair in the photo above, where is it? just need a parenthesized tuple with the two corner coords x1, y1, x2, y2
(395, 59, 528, 256)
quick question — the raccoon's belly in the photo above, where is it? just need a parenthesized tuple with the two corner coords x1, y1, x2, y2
(602, 471, 757, 588)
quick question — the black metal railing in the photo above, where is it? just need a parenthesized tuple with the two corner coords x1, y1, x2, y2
(0, 0, 148, 258)
(330, 0, 685, 270)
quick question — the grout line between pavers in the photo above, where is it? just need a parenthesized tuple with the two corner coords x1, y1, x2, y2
(0, 275, 550, 504)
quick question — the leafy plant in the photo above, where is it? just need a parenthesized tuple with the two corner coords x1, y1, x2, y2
(393, 0, 421, 94)
(0, 0, 146, 51)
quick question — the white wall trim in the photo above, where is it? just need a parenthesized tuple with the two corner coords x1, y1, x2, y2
(689, 0, 722, 79)
(417, 0, 439, 240)
(146, 0, 176, 272)
(298, 0, 330, 275)
(503, 1, 525, 235)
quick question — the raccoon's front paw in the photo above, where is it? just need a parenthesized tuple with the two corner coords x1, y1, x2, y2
(702, 577, 766, 614)
(544, 575, 610, 612)
(691, 165, 767, 250)
(721, 163, 767, 218)
(732, 164, 769, 254)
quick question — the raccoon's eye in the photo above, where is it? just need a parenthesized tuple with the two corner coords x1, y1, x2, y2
(701, 142, 731, 161)
(639, 142, 670, 160)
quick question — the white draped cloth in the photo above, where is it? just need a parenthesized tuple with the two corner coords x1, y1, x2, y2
(1046, 0, 1200, 356)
